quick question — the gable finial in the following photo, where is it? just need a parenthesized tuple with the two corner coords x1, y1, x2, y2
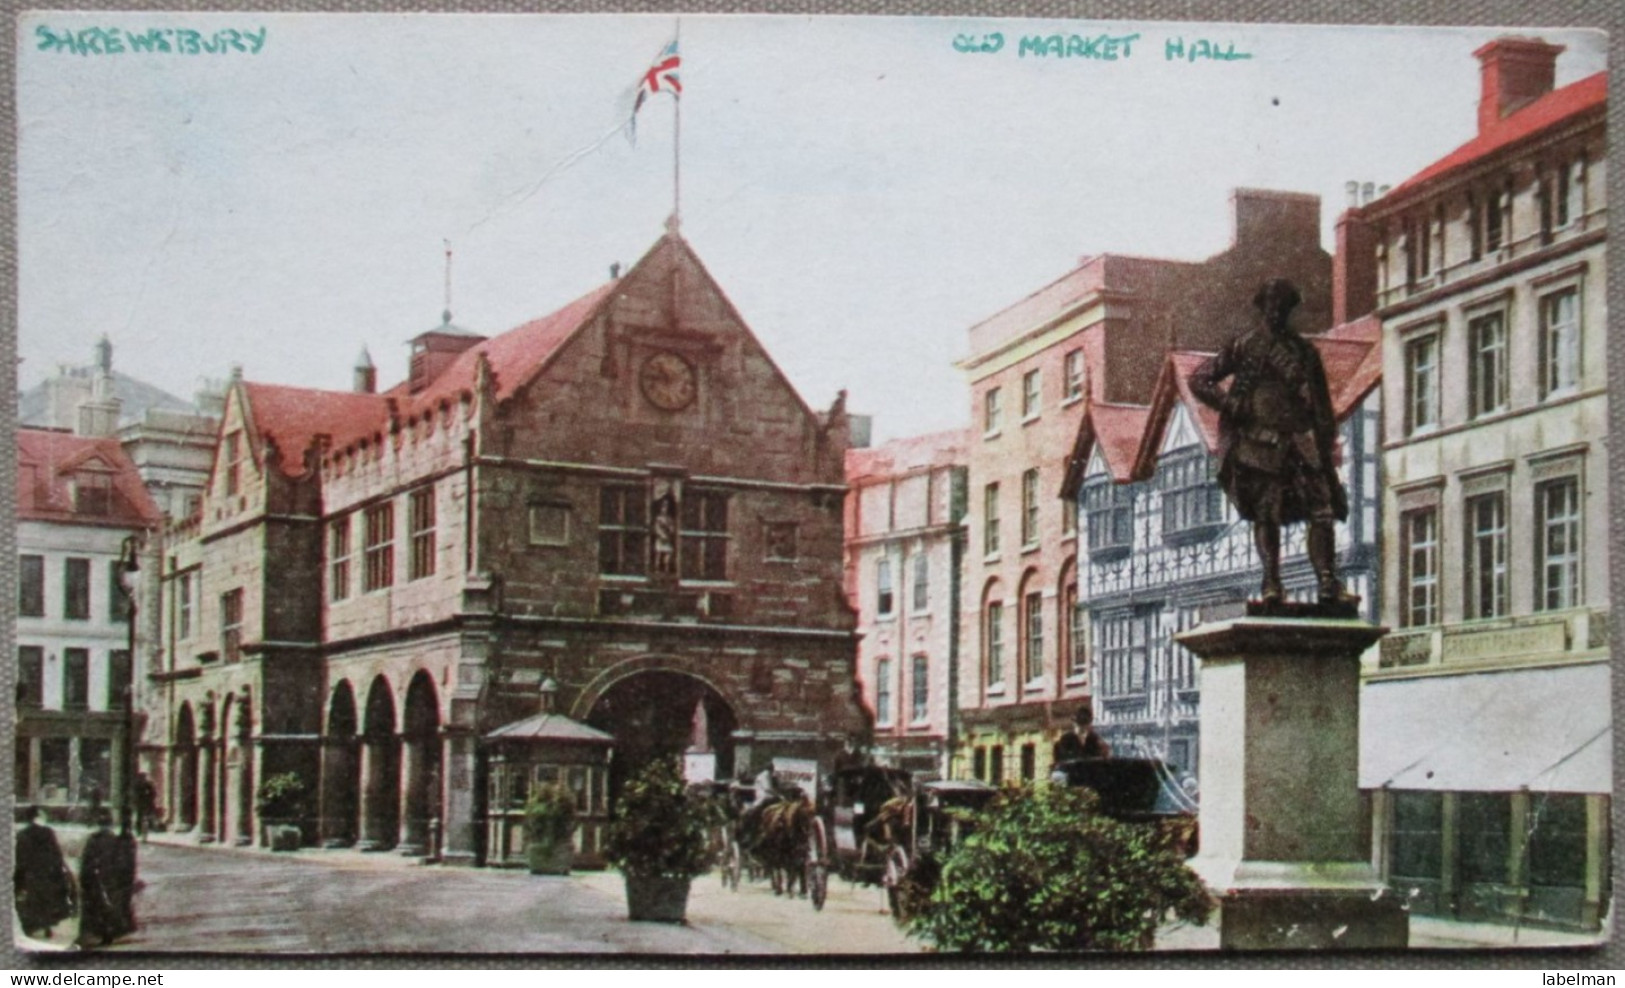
(443, 239, 454, 325)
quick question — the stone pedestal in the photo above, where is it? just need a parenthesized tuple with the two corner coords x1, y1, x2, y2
(1176, 616, 1407, 951)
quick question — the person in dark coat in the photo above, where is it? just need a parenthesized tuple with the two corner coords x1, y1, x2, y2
(1053, 705, 1111, 764)
(133, 774, 158, 841)
(77, 809, 137, 947)
(14, 805, 74, 939)
(1188, 278, 1351, 604)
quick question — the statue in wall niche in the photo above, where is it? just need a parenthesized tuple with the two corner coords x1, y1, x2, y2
(651, 483, 678, 575)
(1189, 278, 1354, 610)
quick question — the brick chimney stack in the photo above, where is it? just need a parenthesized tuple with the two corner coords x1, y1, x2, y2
(1474, 37, 1565, 134)
(1333, 209, 1377, 325)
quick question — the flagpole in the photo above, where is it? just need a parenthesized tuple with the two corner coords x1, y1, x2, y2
(673, 18, 682, 231)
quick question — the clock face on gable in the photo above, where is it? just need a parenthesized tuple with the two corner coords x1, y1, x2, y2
(638, 350, 697, 411)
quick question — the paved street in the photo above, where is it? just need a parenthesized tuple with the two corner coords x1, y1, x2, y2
(50, 835, 919, 955)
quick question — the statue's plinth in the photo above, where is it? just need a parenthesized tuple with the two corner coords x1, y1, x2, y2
(1176, 615, 1408, 951)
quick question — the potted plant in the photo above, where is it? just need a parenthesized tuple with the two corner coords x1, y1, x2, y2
(604, 758, 711, 923)
(523, 781, 578, 875)
(255, 772, 307, 851)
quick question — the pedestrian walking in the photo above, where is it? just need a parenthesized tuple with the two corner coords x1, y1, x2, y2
(13, 805, 75, 939)
(77, 809, 138, 947)
(134, 774, 158, 841)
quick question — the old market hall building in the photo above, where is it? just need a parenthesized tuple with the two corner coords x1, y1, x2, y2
(148, 233, 867, 864)
(1349, 39, 1610, 931)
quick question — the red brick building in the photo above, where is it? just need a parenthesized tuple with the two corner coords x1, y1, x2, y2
(151, 233, 866, 863)
(954, 189, 1333, 784)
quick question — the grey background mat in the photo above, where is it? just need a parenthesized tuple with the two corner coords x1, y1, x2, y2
(1, 0, 1622, 971)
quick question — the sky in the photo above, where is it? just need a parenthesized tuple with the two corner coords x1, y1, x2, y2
(15, 15, 1608, 443)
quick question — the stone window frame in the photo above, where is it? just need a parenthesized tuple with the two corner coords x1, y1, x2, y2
(220, 588, 245, 664)
(597, 484, 648, 578)
(1020, 368, 1041, 422)
(18, 554, 45, 618)
(909, 653, 929, 726)
(1399, 317, 1443, 437)
(1063, 349, 1086, 403)
(1158, 444, 1224, 544)
(875, 556, 895, 618)
(984, 597, 1005, 694)
(63, 647, 90, 711)
(983, 481, 1001, 558)
(1529, 444, 1588, 614)
(1021, 585, 1045, 689)
(1020, 468, 1041, 549)
(176, 570, 194, 640)
(1465, 298, 1511, 421)
(1459, 463, 1512, 622)
(528, 501, 572, 548)
(362, 501, 396, 592)
(222, 430, 244, 498)
(63, 556, 91, 622)
(875, 656, 893, 728)
(910, 550, 929, 613)
(983, 386, 1003, 438)
(16, 646, 43, 708)
(328, 515, 352, 601)
(1396, 479, 1442, 628)
(408, 484, 437, 582)
(1534, 263, 1587, 401)
(679, 488, 731, 583)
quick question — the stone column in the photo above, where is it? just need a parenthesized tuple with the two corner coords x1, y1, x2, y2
(197, 742, 217, 843)
(319, 737, 358, 848)
(1176, 616, 1406, 950)
(235, 743, 255, 847)
(439, 727, 479, 866)
(397, 734, 426, 856)
(355, 738, 385, 851)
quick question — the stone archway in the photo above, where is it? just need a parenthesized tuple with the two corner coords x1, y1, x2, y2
(398, 671, 441, 856)
(585, 669, 738, 804)
(320, 682, 360, 847)
(357, 676, 399, 851)
(172, 703, 198, 832)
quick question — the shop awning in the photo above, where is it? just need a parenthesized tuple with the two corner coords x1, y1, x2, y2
(1359, 661, 1611, 794)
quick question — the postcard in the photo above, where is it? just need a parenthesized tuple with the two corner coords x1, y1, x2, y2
(10, 11, 1613, 957)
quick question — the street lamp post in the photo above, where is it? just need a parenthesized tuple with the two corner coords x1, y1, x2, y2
(116, 534, 142, 838)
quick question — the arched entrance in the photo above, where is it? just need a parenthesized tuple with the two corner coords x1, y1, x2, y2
(320, 682, 360, 847)
(218, 694, 240, 845)
(398, 672, 441, 856)
(172, 704, 198, 832)
(357, 676, 399, 851)
(586, 670, 737, 803)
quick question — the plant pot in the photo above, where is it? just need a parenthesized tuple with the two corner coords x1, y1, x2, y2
(527, 836, 574, 875)
(623, 874, 691, 923)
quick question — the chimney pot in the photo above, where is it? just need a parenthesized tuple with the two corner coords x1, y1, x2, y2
(1345, 181, 1360, 208)
(1474, 36, 1565, 134)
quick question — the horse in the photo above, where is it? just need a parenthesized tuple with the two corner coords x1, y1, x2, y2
(739, 789, 817, 897)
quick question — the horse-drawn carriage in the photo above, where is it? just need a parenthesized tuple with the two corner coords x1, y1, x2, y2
(825, 765, 998, 921)
(715, 761, 831, 910)
(1051, 756, 1199, 856)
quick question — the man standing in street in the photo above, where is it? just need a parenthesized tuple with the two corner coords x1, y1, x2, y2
(14, 805, 74, 940)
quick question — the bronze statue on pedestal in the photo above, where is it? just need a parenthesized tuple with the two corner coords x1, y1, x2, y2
(1189, 278, 1354, 609)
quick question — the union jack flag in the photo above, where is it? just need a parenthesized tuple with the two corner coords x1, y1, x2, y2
(633, 39, 681, 114)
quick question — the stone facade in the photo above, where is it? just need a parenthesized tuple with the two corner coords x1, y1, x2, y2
(1349, 38, 1610, 931)
(148, 233, 867, 864)
(844, 430, 969, 777)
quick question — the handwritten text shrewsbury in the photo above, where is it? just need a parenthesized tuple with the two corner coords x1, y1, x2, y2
(34, 25, 269, 56)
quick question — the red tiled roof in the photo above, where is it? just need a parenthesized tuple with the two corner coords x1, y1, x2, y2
(846, 428, 970, 484)
(1384, 72, 1606, 202)
(1319, 316, 1383, 418)
(1086, 404, 1152, 483)
(241, 382, 393, 478)
(243, 280, 618, 476)
(403, 281, 618, 413)
(16, 428, 160, 527)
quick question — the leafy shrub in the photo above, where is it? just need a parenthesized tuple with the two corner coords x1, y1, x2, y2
(605, 759, 712, 880)
(908, 783, 1213, 952)
(255, 772, 307, 819)
(523, 782, 578, 847)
